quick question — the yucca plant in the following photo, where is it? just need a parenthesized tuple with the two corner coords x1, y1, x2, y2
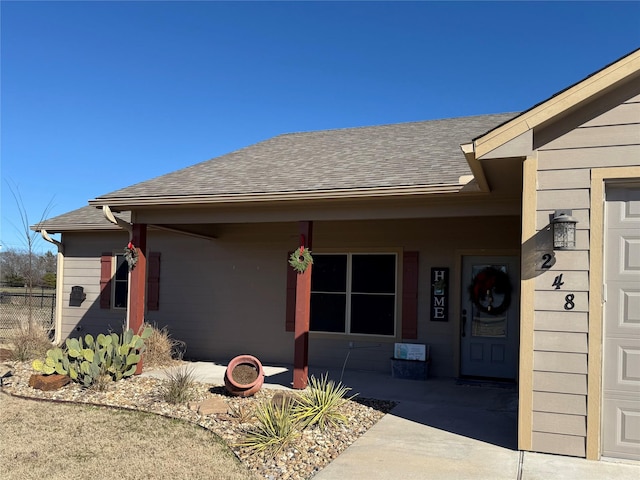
(161, 366, 195, 404)
(238, 398, 299, 456)
(229, 403, 254, 423)
(292, 373, 355, 431)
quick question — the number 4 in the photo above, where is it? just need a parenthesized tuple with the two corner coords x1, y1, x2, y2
(552, 274, 564, 290)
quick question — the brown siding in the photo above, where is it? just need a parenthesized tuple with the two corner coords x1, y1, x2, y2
(532, 432, 585, 457)
(60, 233, 128, 339)
(529, 91, 640, 458)
(100, 253, 112, 309)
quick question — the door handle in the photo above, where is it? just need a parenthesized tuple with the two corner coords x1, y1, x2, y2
(461, 309, 467, 337)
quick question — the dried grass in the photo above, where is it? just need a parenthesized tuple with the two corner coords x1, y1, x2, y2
(142, 323, 185, 368)
(5, 325, 53, 361)
(0, 393, 258, 480)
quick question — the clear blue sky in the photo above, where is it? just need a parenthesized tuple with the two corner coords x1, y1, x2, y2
(1, 1, 639, 253)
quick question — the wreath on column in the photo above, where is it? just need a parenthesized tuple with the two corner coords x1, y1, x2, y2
(468, 266, 512, 315)
(289, 246, 313, 273)
(124, 242, 138, 271)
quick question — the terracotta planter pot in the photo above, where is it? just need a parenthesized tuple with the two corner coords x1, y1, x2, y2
(224, 355, 265, 397)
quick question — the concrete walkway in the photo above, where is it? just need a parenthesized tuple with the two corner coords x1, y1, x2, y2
(143, 362, 640, 480)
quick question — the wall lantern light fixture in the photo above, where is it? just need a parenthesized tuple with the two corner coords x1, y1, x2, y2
(551, 210, 578, 250)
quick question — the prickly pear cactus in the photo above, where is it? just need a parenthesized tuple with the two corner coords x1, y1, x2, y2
(30, 326, 152, 389)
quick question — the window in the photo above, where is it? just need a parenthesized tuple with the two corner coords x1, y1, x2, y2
(100, 251, 161, 310)
(310, 253, 397, 336)
(113, 254, 129, 309)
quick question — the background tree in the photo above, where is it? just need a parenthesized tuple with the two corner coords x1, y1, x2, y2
(0, 249, 57, 287)
(4, 181, 55, 331)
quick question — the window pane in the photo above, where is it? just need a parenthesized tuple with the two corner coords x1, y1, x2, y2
(311, 255, 347, 292)
(115, 256, 128, 281)
(352, 254, 396, 293)
(350, 294, 395, 335)
(310, 293, 346, 332)
(114, 282, 128, 308)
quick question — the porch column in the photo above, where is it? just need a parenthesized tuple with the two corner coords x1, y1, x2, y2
(293, 221, 313, 389)
(130, 223, 147, 374)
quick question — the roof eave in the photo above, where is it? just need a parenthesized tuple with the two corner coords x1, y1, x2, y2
(31, 223, 124, 234)
(473, 48, 640, 159)
(88, 184, 471, 209)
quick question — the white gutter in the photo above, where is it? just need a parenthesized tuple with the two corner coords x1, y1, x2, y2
(88, 183, 468, 208)
(102, 205, 133, 239)
(39, 229, 63, 345)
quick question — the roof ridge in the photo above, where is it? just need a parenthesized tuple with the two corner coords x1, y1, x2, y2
(276, 112, 521, 137)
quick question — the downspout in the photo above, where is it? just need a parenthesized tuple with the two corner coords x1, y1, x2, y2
(102, 205, 133, 329)
(40, 229, 63, 345)
(102, 205, 133, 238)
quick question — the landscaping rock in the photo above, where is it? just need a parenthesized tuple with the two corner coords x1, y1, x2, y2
(0, 348, 13, 361)
(197, 397, 228, 415)
(28, 374, 71, 391)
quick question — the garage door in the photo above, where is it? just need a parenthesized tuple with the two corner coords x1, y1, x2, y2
(602, 185, 640, 461)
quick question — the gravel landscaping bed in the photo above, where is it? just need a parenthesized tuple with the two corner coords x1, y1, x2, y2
(1, 361, 395, 480)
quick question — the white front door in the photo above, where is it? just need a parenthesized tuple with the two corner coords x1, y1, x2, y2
(602, 185, 640, 461)
(460, 256, 520, 380)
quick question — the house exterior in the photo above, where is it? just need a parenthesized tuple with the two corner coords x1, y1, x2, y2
(35, 49, 640, 462)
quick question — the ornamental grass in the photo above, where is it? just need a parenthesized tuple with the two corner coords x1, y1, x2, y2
(161, 365, 196, 404)
(142, 323, 186, 367)
(6, 325, 53, 362)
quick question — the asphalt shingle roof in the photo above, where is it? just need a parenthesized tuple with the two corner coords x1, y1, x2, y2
(34, 206, 130, 232)
(93, 113, 517, 202)
(37, 113, 517, 230)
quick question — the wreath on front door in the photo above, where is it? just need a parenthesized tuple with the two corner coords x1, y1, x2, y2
(468, 266, 512, 316)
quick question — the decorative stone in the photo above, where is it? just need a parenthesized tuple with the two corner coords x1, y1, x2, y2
(197, 397, 228, 415)
(0, 348, 13, 361)
(28, 374, 71, 391)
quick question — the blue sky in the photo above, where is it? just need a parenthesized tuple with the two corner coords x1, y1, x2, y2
(1, 1, 639, 253)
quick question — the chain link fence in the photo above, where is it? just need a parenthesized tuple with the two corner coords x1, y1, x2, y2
(0, 288, 56, 341)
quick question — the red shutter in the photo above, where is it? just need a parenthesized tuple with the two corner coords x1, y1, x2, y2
(285, 252, 296, 332)
(147, 252, 161, 311)
(402, 251, 419, 339)
(100, 253, 112, 309)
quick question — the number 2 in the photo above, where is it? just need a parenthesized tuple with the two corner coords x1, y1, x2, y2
(541, 253, 553, 269)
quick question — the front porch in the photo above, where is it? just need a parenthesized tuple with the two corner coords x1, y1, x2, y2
(142, 359, 519, 450)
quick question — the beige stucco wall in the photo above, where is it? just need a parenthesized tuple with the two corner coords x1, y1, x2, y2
(526, 90, 640, 458)
(60, 215, 521, 377)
